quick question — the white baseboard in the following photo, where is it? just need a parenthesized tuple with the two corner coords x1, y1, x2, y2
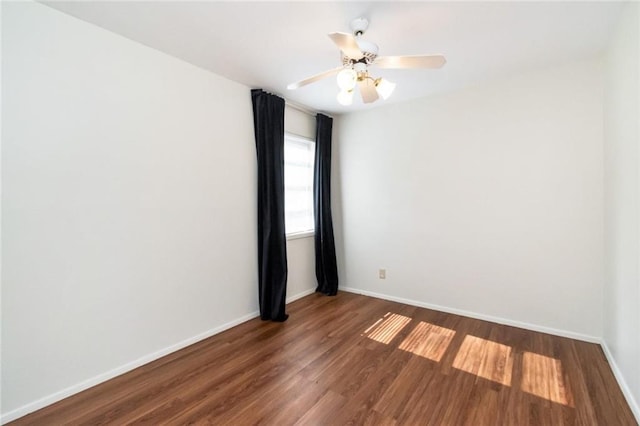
(340, 286, 601, 343)
(1, 287, 315, 425)
(600, 341, 640, 422)
(287, 287, 315, 303)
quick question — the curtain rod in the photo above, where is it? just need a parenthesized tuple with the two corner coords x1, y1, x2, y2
(285, 99, 333, 119)
(285, 100, 315, 116)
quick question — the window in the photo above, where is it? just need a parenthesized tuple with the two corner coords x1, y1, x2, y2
(284, 133, 315, 237)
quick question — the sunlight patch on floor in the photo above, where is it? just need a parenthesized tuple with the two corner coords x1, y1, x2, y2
(521, 352, 574, 406)
(398, 321, 456, 362)
(452, 335, 513, 386)
(363, 312, 412, 344)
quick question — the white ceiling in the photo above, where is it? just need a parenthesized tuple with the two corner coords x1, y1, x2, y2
(42, 1, 623, 115)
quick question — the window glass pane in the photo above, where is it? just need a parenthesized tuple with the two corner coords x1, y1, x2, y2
(284, 134, 315, 235)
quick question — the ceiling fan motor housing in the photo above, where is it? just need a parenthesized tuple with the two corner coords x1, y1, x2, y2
(342, 38, 379, 66)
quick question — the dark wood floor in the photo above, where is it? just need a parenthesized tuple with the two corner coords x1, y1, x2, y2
(11, 292, 637, 425)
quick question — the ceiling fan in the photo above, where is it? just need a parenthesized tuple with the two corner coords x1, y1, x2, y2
(287, 18, 447, 106)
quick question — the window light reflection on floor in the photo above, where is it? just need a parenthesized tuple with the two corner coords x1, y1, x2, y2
(363, 313, 575, 408)
(452, 335, 514, 386)
(363, 312, 412, 344)
(398, 321, 456, 362)
(521, 352, 574, 406)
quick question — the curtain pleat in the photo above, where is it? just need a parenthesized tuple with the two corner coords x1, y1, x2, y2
(314, 113, 339, 295)
(251, 89, 288, 321)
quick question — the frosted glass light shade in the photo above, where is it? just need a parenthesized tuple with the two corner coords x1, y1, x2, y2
(336, 69, 357, 91)
(375, 78, 396, 100)
(337, 89, 354, 106)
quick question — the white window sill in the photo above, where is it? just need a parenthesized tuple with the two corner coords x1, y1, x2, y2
(286, 230, 315, 241)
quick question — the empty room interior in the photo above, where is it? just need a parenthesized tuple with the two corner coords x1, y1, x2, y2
(2, 1, 639, 424)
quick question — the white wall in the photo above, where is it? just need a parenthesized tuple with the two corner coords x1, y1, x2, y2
(3, 1, 269, 420)
(603, 2, 640, 418)
(336, 59, 604, 339)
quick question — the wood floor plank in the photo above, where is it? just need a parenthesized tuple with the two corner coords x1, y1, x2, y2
(331, 347, 413, 424)
(213, 373, 321, 425)
(372, 354, 439, 420)
(293, 389, 347, 425)
(256, 376, 327, 425)
(9, 292, 637, 425)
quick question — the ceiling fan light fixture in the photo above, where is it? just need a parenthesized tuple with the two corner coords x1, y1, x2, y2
(354, 62, 367, 73)
(375, 78, 396, 100)
(337, 89, 354, 106)
(336, 68, 357, 91)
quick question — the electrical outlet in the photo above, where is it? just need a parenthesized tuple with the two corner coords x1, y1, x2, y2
(379, 269, 386, 279)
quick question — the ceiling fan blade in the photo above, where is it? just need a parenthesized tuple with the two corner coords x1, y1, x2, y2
(358, 78, 379, 104)
(287, 66, 343, 90)
(328, 32, 364, 59)
(374, 55, 446, 69)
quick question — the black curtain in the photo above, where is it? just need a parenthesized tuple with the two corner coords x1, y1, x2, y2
(251, 89, 288, 321)
(314, 114, 339, 295)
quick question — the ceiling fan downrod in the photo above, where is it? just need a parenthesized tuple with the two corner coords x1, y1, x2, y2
(350, 17, 369, 37)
